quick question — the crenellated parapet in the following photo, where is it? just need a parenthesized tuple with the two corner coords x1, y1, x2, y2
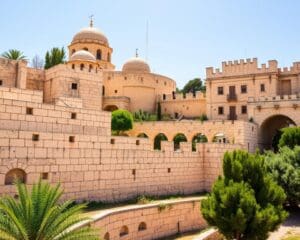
(278, 61, 300, 75)
(206, 58, 278, 79)
(159, 91, 205, 102)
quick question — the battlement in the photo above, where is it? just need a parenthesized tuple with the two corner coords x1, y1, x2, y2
(278, 61, 300, 74)
(206, 58, 278, 78)
(159, 91, 205, 102)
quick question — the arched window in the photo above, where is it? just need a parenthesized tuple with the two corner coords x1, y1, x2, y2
(192, 133, 208, 151)
(72, 64, 75, 69)
(138, 222, 147, 231)
(5, 168, 26, 185)
(154, 133, 168, 150)
(104, 232, 110, 240)
(173, 133, 187, 151)
(96, 49, 102, 60)
(102, 86, 105, 96)
(89, 64, 93, 72)
(107, 52, 111, 62)
(80, 64, 84, 71)
(137, 133, 148, 138)
(83, 47, 88, 51)
(72, 49, 75, 54)
(119, 225, 129, 237)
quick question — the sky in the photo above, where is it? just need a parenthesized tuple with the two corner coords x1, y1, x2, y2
(1, 0, 300, 88)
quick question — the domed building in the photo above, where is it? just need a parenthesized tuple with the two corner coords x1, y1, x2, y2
(68, 19, 114, 70)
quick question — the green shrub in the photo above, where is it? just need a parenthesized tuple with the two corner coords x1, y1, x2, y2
(278, 127, 300, 149)
(201, 150, 287, 240)
(111, 109, 133, 135)
(264, 146, 300, 206)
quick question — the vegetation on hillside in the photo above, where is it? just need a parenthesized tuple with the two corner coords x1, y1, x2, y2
(44, 47, 66, 69)
(201, 150, 287, 240)
(111, 109, 133, 135)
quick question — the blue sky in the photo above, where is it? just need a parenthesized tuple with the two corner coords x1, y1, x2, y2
(1, 0, 300, 88)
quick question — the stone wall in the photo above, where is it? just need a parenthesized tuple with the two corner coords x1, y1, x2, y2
(0, 87, 240, 201)
(86, 197, 207, 240)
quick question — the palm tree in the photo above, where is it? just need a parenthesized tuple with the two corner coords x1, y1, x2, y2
(0, 181, 99, 240)
(44, 47, 66, 69)
(1, 49, 26, 60)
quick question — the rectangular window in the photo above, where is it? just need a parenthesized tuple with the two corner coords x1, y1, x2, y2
(26, 107, 33, 115)
(260, 84, 265, 92)
(217, 86, 224, 95)
(41, 172, 48, 180)
(32, 134, 39, 141)
(241, 105, 247, 114)
(218, 106, 224, 115)
(0, 80, 3, 86)
(241, 85, 247, 93)
(71, 112, 77, 119)
(69, 136, 75, 143)
(71, 83, 78, 90)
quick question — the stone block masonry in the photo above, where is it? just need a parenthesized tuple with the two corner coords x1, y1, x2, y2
(0, 87, 241, 202)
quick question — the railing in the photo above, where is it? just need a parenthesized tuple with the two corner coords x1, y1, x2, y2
(227, 93, 237, 101)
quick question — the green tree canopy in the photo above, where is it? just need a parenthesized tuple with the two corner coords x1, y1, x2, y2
(0, 181, 98, 240)
(44, 47, 66, 69)
(1, 49, 26, 60)
(278, 127, 300, 149)
(264, 146, 300, 206)
(201, 150, 287, 240)
(111, 109, 133, 135)
(179, 78, 205, 94)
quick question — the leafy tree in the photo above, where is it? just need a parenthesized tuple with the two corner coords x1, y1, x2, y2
(154, 133, 168, 150)
(264, 146, 300, 207)
(199, 114, 208, 122)
(111, 109, 133, 135)
(1, 49, 26, 60)
(181, 78, 205, 94)
(173, 133, 187, 150)
(44, 47, 66, 69)
(278, 127, 300, 149)
(157, 102, 162, 121)
(201, 150, 287, 240)
(0, 181, 98, 240)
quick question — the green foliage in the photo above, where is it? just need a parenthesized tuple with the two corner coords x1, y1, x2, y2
(201, 150, 287, 240)
(179, 78, 206, 94)
(0, 181, 98, 240)
(264, 146, 300, 206)
(111, 109, 133, 135)
(133, 109, 157, 122)
(44, 47, 66, 69)
(1, 49, 26, 60)
(278, 127, 300, 149)
(154, 133, 168, 150)
(157, 102, 162, 121)
(199, 114, 208, 122)
(173, 133, 187, 150)
(192, 134, 208, 151)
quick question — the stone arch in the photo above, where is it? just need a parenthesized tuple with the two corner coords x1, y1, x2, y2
(104, 232, 110, 240)
(138, 222, 147, 231)
(192, 133, 208, 151)
(173, 133, 187, 151)
(137, 133, 148, 138)
(154, 133, 168, 150)
(96, 49, 102, 60)
(103, 105, 118, 112)
(259, 114, 296, 150)
(119, 225, 129, 237)
(5, 168, 26, 185)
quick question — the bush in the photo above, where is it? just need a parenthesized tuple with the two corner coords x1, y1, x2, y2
(199, 114, 208, 122)
(278, 127, 300, 149)
(264, 146, 300, 206)
(201, 150, 287, 240)
(111, 109, 133, 135)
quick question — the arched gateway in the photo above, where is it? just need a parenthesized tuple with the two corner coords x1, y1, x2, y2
(259, 114, 296, 150)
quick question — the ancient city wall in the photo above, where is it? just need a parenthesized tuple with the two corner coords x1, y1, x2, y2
(87, 197, 207, 240)
(0, 87, 240, 202)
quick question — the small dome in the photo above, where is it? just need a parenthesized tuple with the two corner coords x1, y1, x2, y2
(122, 57, 151, 73)
(70, 50, 96, 62)
(72, 26, 108, 45)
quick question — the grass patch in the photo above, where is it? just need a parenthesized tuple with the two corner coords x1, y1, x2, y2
(282, 235, 300, 240)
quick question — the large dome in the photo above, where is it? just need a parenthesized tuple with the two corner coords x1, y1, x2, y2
(122, 57, 151, 73)
(72, 26, 109, 46)
(70, 50, 96, 62)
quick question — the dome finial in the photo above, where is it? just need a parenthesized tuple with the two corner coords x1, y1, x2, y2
(89, 14, 94, 27)
(135, 48, 139, 58)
